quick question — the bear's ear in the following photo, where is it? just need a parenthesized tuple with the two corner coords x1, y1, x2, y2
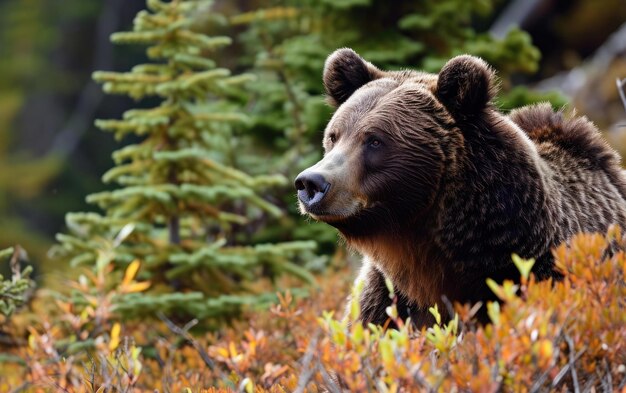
(435, 55, 497, 120)
(323, 48, 384, 107)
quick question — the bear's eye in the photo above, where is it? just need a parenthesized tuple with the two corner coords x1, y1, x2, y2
(369, 138, 382, 148)
(329, 134, 337, 144)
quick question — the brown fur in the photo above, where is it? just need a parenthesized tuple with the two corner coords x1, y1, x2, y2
(296, 48, 626, 327)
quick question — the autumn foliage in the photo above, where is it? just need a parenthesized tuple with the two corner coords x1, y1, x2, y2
(1, 228, 625, 391)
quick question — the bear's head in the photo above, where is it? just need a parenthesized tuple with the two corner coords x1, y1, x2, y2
(295, 48, 497, 238)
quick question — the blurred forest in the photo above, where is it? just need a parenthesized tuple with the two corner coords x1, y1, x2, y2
(0, 0, 625, 390)
(1, 0, 624, 271)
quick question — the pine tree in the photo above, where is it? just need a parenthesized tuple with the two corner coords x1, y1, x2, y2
(51, 0, 317, 321)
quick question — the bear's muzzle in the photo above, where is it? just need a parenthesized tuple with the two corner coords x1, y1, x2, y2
(294, 171, 331, 211)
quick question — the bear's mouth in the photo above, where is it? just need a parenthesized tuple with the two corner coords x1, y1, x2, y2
(303, 203, 355, 222)
(312, 202, 390, 238)
(304, 200, 380, 224)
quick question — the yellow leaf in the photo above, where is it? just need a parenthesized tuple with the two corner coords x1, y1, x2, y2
(131, 346, 143, 376)
(384, 277, 395, 298)
(216, 347, 229, 358)
(538, 339, 553, 361)
(428, 304, 441, 325)
(109, 322, 121, 351)
(249, 339, 257, 357)
(379, 339, 394, 368)
(352, 322, 364, 344)
(487, 301, 500, 325)
(229, 341, 238, 358)
(123, 259, 141, 286)
(124, 281, 151, 293)
(243, 378, 254, 393)
(28, 334, 36, 350)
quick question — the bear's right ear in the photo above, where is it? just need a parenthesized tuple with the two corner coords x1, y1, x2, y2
(435, 55, 497, 121)
(323, 48, 384, 107)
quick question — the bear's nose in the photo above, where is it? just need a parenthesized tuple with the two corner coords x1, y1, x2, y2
(294, 171, 330, 207)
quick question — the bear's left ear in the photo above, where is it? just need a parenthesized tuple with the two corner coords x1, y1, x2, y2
(435, 55, 497, 120)
(323, 48, 384, 107)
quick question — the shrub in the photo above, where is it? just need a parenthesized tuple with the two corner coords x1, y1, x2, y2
(2, 229, 625, 391)
(0, 246, 34, 320)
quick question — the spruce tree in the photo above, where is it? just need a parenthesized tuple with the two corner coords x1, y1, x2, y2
(51, 0, 316, 321)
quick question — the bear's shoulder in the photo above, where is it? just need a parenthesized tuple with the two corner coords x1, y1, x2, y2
(510, 103, 626, 200)
(510, 103, 617, 168)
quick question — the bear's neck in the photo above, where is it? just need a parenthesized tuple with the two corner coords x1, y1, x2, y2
(347, 228, 454, 307)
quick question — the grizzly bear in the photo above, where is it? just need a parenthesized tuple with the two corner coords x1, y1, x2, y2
(294, 48, 626, 327)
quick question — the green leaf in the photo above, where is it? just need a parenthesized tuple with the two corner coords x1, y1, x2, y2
(512, 253, 536, 280)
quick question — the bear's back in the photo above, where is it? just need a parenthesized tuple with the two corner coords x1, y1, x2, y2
(510, 104, 626, 238)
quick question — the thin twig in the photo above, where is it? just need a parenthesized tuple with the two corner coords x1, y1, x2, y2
(550, 345, 585, 388)
(618, 368, 626, 390)
(531, 334, 563, 392)
(80, 353, 97, 392)
(598, 359, 612, 393)
(317, 359, 343, 393)
(157, 312, 216, 371)
(565, 335, 581, 393)
(410, 361, 435, 392)
(294, 333, 320, 393)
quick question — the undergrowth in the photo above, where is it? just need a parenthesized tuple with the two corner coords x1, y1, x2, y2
(1, 228, 626, 392)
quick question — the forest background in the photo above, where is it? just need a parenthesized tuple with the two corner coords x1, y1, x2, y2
(0, 0, 625, 390)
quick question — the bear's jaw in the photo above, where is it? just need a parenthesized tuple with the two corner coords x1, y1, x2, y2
(301, 196, 386, 229)
(300, 198, 369, 224)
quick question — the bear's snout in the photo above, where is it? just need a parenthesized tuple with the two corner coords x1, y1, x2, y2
(294, 171, 330, 209)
